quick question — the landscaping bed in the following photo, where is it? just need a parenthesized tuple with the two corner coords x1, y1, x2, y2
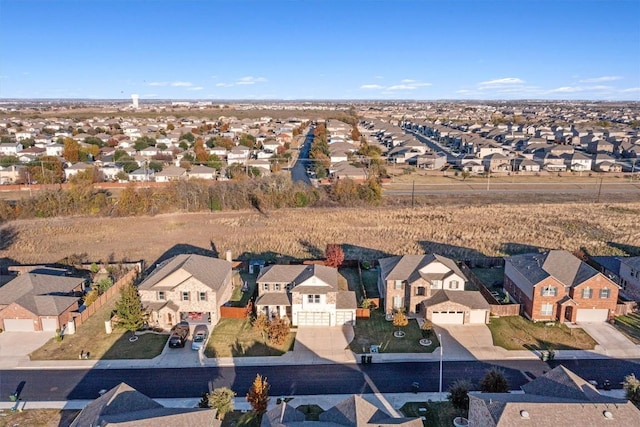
(205, 317, 295, 358)
(487, 316, 597, 351)
(400, 401, 467, 427)
(349, 309, 439, 354)
(30, 297, 167, 361)
(613, 313, 640, 344)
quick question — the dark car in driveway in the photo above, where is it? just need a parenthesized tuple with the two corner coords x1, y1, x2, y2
(168, 321, 190, 348)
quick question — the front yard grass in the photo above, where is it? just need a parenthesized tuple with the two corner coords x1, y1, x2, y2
(30, 297, 167, 361)
(487, 316, 597, 351)
(205, 317, 295, 358)
(349, 309, 439, 354)
(221, 410, 262, 427)
(400, 401, 466, 427)
(613, 313, 640, 344)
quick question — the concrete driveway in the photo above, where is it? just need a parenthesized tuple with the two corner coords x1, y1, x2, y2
(578, 322, 640, 358)
(293, 325, 355, 362)
(433, 324, 497, 360)
(0, 331, 55, 367)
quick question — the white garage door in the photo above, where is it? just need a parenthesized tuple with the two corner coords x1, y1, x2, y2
(576, 309, 609, 323)
(297, 312, 330, 326)
(4, 319, 36, 332)
(336, 311, 355, 326)
(41, 318, 58, 331)
(469, 310, 487, 324)
(431, 311, 464, 325)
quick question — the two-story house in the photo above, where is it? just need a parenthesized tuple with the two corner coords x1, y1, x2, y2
(378, 254, 489, 324)
(255, 264, 357, 327)
(504, 250, 619, 322)
(138, 254, 233, 329)
(619, 256, 640, 301)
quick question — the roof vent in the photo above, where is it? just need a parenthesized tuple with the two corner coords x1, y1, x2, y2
(520, 410, 530, 419)
(603, 410, 613, 420)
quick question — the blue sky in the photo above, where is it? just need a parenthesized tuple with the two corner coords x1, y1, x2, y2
(1, 0, 639, 101)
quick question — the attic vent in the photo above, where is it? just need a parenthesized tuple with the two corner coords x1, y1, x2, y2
(520, 410, 529, 419)
(603, 410, 613, 419)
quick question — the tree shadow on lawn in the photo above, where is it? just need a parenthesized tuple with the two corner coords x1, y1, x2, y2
(0, 225, 18, 251)
(298, 239, 323, 259)
(340, 244, 392, 263)
(101, 332, 168, 359)
(418, 240, 486, 260)
(237, 250, 299, 264)
(499, 242, 547, 256)
(148, 243, 219, 273)
(607, 241, 640, 256)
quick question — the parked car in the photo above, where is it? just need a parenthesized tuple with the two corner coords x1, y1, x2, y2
(191, 324, 209, 351)
(168, 321, 190, 348)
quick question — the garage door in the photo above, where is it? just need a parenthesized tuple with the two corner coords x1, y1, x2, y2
(4, 319, 36, 332)
(336, 311, 355, 326)
(297, 312, 330, 326)
(41, 318, 58, 331)
(431, 311, 464, 325)
(469, 310, 487, 324)
(576, 309, 609, 323)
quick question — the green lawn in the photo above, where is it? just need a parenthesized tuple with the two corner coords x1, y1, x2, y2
(30, 297, 167, 360)
(228, 271, 257, 307)
(487, 316, 597, 351)
(339, 267, 380, 304)
(222, 410, 262, 427)
(614, 313, 640, 344)
(361, 268, 380, 298)
(400, 401, 467, 427)
(471, 268, 504, 289)
(350, 309, 439, 354)
(205, 317, 295, 358)
(340, 267, 364, 302)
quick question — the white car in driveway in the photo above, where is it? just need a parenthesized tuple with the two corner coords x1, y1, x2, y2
(191, 324, 209, 351)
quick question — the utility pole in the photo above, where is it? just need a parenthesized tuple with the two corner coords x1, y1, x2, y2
(411, 180, 415, 208)
(596, 176, 603, 203)
(438, 333, 443, 395)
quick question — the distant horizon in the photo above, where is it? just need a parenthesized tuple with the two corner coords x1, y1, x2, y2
(1, 0, 639, 101)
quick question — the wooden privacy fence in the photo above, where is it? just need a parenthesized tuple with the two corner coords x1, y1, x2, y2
(220, 306, 247, 319)
(460, 262, 520, 317)
(72, 269, 139, 329)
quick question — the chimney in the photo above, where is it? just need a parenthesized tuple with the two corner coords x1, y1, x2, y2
(225, 250, 232, 263)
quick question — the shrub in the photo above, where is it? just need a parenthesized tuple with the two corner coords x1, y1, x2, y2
(479, 367, 510, 393)
(447, 379, 472, 410)
(623, 374, 640, 406)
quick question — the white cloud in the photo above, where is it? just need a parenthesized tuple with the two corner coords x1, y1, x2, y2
(621, 87, 640, 93)
(360, 84, 385, 90)
(579, 76, 622, 83)
(401, 79, 416, 83)
(236, 76, 267, 85)
(387, 84, 418, 91)
(171, 81, 193, 87)
(187, 86, 204, 91)
(215, 82, 234, 87)
(148, 82, 168, 86)
(479, 77, 525, 87)
(359, 80, 432, 92)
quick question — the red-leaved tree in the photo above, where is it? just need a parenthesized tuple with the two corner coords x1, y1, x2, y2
(325, 244, 345, 268)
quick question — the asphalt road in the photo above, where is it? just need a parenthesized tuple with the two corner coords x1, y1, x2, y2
(1, 359, 638, 401)
(290, 127, 313, 185)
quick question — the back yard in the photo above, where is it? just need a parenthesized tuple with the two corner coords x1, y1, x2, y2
(487, 316, 597, 351)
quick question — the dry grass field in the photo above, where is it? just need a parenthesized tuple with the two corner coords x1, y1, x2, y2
(1, 202, 638, 267)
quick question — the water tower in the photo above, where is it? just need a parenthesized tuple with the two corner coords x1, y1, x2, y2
(131, 94, 139, 109)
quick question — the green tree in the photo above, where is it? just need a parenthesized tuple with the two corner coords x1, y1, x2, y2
(180, 132, 195, 143)
(114, 283, 148, 332)
(447, 379, 472, 411)
(623, 374, 640, 406)
(207, 387, 236, 419)
(239, 133, 256, 148)
(95, 277, 114, 294)
(207, 154, 223, 170)
(148, 161, 163, 172)
(0, 156, 19, 167)
(246, 374, 270, 413)
(479, 367, 510, 393)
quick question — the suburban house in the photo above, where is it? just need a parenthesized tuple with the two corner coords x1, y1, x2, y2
(138, 254, 233, 329)
(154, 165, 187, 182)
(468, 366, 640, 426)
(504, 250, 620, 322)
(0, 269, 86, 332)
(378, 254, 490, 324)
(255, 264, 357, 326)
(591, 255, 640, 302)
(70, 382, 218, 427)
(261, 395, 422, 427)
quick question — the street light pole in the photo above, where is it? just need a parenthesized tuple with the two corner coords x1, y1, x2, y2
(438, 333, 443, 395)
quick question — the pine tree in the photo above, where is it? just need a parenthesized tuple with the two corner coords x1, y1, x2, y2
(447, 379, 472, 411)
(114, 283, 148, 331)
(479, 367, 510, 393)
(207, 387, 236, 419)
(246, 374, 270, 413)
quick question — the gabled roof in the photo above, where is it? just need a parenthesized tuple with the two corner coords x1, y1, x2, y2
(138, 254, 231, 292)
(319, 395, 422, 427)
(423, 290, 490, 310)
(70, 382, 218, 427)
(0, 273, 84, 316)
(257, 264, 338, 291)
(521, 365, 615, 402)
(379, 254, 467, 284)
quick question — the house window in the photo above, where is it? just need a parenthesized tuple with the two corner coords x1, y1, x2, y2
(275, 284, 281, 291)
(394, 280, 403, 290)
(307, 294, 320, 304)
(541, 286, 557, 297)
(263, 283, 269, 291)
(450, 280, 459, 290)
(199, 292, 207, 301)
(393, 295, 403, 309)
(582, 287, 593, 299)
(541, 303, 553, 316)
(182, 291, 190, 301)
(416, 287, 425, 296)
(157, 291, 165, 300)
(599, 288, 610, 299)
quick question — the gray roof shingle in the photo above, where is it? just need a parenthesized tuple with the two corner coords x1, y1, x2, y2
(0, 273, 84, 316)
(138, 254, 232, 292)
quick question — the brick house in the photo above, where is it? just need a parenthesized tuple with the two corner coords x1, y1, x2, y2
(0, 270, 86, 332)
(378, 254, 469, 316)
(255, 264, 357, 327)
(504, 250, 619, 322)
(138, 254, 233, 329)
